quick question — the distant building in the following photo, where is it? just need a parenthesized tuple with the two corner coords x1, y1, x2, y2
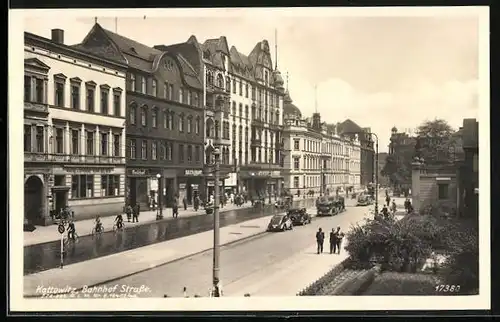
(281, 93, 361, 196)
(24, 29, 128, 225)
(377, 152, 390, 187)
(388, 126, 416, 191)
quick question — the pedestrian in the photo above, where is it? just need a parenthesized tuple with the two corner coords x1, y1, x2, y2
(385, 195, 391, 207)
(194, 196, 200, 211)
(316, 228, 325, 254)
(335, 227, 344, 254)
(391, 199, 397, 214)
(134, 203, 140, 222)
(67, 219, 76, 241)
(183, 196, 188, 211)
(125, 205, 132, 222)
(381, 204, 389, 219)
(173, 197, 179, 218)
(329, 228, 338, 254)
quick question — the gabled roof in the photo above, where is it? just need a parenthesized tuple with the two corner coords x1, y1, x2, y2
(337, 119, 363, 134)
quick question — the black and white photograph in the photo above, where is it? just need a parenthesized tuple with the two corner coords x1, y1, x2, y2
(9, 6, 489, 312)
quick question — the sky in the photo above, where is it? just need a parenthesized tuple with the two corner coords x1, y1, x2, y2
(22, 8, 482, 152)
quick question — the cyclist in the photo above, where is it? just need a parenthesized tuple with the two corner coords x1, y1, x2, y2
(115, 213, 124, 230)
(67, 220, 76, 241)
(94, 215, 103, 233)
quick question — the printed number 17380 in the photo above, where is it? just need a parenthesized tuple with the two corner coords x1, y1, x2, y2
(435, 284, 460, 292)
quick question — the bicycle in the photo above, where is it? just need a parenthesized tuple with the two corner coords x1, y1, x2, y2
(91, 224, 104, 239)
(64, 232, 79, 245)
(113, 221, 125, 233)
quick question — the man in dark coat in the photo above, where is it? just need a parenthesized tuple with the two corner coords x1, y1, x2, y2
(316, 228, 325, 254)
(172, 197, 179, 218)
(329, 228, 338, 254)
(183, 196, 188, 211)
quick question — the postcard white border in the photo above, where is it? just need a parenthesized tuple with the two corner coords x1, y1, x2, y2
(9, 6, 490, 312)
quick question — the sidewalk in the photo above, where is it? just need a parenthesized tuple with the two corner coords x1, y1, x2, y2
(24, 206, 318, 297)
(24, 203, 253, 247)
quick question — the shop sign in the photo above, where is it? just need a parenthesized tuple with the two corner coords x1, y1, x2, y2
(185, 169, 203, 176)
(129, 169, 147, 176)
(179, 183, 187, 189)
(192, 184, 199, 190)
(65, 167, 113, 174)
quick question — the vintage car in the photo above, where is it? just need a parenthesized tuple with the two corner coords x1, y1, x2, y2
(288, 208, 312, 226)
(316, 196, 345, 216)
(356, 193, 373, 206)
(274, 196, 293, 210)
(266, 213, 293, 232)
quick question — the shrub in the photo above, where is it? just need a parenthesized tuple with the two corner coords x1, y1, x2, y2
(345, 215, 447, 272)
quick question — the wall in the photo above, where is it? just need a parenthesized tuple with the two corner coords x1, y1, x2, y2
(415, 165, 458, 214)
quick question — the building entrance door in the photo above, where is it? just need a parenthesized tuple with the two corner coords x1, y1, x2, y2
(24, 175, 44, 225)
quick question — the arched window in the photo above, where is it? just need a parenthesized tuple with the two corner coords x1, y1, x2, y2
(195, 116, 200, 134)
(226, 76, 231, 92)
(193, 92, 199, 107)
(129, 102, 137, 125)
(140, 105, 147, 126)
(215, 120, 220, 139)
(170, 111, 175, 130)
(179, 113, 185, 132)
(232, 101, 236, 116)
(245, 105, 249, 119)
(187, 116, 192, 133)
(217, 74, 224, 88)
(239, 104, 243, 117)
(152, 106, 158, 128)
(163, 109, 168, 128)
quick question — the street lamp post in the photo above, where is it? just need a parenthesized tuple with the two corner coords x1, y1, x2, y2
(268, 155, 272, 205)
(156, 173, 163, 220)
(212, 148, 221, 296)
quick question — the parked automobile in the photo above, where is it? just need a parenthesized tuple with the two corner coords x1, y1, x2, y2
(266, 213, 293, 232)
(288, 208, 312, 226)
(356, 193, 373, 206)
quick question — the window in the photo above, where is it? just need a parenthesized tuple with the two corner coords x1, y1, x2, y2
(245, 105, 249, 119)
(178, 88, 183, 103)
(159, 142, 166, 160)
(166, 142, 172, 160)
(141, 76, 146, 94)
(193, 92, 199, 107)
(187, 117, 192, 133)
(226, 76, 231, 92)
(152, 79, 157, 96)
(195, 145, 200, 162)
(55, 128, 64, 154)
(182, 89, 187, 104)
(245, 84, 249, 98)
(55, 81, 65, 107)
(35, 78, 44, 103)
(179, 114, 184, 132)
(101, 175, 120, 196)
(294, 139, 300, 150)
(187, 91, 191, 105)
(251, 86, 256, 100)
(152, 141, 157, 160)
(86, 131, 94, 155)
(163, 82, 168, 98)
(24, 76, 31, 102)
(178, 144, 184, 162)
(167, 111, 173, 130)
(71, 129, 79, 155)
(71, 175, 94, 199)
(195, 117, 200, 134)
(86, 85, 95, 112)
(152, 107, 158, 128)
(129, 74, 135, 91)
(141, 140, 147, 160)
(265, 70, 269, 84)
(100, 88, 109, 115)
(232, 79, 236, 93)
(24, 125, 31, 152)
(168, 84, 173, 100)
(438, 183, 449, 200)
(217, 74, 224, 88)
(187, 145, 193, 162)
(113, 91, 121, 117)
(141, 106, 147, 126)
(294, 176, 299, 188)
(294, 158, 300, 170)
(239, 81, 243, 96)
(129, 139, 136, 159)
(101, 132, 108, 156)
(129, 104, 136, 125)
(71, 83, 80, 109)
(113, 134, 120, 156)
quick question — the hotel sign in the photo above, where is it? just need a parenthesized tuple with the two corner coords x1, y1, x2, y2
(185, 169, 203, 176)
(128, 169, 148, 176)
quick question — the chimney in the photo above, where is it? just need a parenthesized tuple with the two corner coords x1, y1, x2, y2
(51, 29, 64, 44)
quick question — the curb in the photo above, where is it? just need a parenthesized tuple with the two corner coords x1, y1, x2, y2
(330, 265, 380, 295)
(24, 229, 271, 298)
(296, 258, 352, 296)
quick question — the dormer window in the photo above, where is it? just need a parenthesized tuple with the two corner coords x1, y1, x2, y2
(203, 50, 210, 59)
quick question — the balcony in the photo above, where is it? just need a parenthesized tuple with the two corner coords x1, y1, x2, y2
(212, 137, 231, 146)
(207, 83, 229, 95)
(251, 138, 262, 147)
(24, 152, 126, 164)
(24, 101, 48, 114)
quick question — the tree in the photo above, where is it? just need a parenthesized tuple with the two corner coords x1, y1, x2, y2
(381, 151, 412, 188)
(416, 119, 458, 164)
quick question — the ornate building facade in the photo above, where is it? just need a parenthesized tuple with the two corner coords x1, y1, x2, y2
(281, 92, 361, 196)
(24, 29, 127, 225)
(156, 36, 286, 199)
(76, 23, 205, 208)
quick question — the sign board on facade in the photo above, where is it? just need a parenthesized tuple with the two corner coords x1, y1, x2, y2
(131, 169, 147, 175)
(179, 183, 187, 189)
(185, 169, 203, 176)
(192, 184, 199, 190)
(436, 177, 452, 182)
(64, 167, 113, 174)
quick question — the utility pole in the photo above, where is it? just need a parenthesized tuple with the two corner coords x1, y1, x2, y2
(212, 148, 221, 296)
